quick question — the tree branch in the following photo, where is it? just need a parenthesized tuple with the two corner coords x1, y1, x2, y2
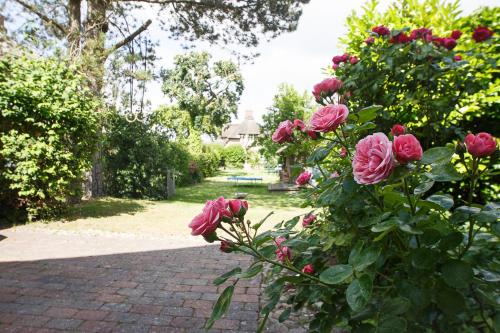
(107, 19, 152, 55)
(13, 0, 66, 34)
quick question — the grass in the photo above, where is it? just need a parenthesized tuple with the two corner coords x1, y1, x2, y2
(28, 169, 308, 237)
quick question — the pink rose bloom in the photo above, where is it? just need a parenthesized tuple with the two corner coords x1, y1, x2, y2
(432, 36, 444, 46)
(450, 30, 462, 39)
(393, 134, 423, 164)
(189, 197, 230, 236)
(296, 171, 312, 186)
(312, 78, 343, 101)
(352, 133, 395, 185)
(275, 237, 292, 262)
(391, 124, 406, 136)
(305, 130, 319, 140)
(340, 146, 348, 158)
(228, 199, 248, 217)
(332, 53, 349, 64)
(330, 171, 340, 179)
(349, 56, 359, 65)
(442, 38, 457, 50)
(410, 28, 432, 41)
(472, 26, 494, 42)
(332, 63, 339, 70)
(310, 104, 349, 133)
(464, 132, 497, 158)
(454, 55, 462, 61)
(272, 120, 294, 144)
(302, 264, 315, 275)
(365, 37, 375, 44)
(302, 214, 316, 227)
(372, 25, 390, 36)
(275, 236, 286, 246)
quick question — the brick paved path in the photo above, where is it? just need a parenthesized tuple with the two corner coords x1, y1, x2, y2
(0, 228, 260, 332)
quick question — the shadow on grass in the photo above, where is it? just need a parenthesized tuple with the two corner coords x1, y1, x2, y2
(59, 198, 149, 221)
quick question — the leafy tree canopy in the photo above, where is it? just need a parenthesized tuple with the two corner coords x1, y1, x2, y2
(161, 51, 244, 136)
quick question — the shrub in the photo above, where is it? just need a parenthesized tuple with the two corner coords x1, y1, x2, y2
(103, 113, 191, 198)
(189, 20, 499, 333)
(222, 145, 246, 168)
(0, 55, 98, 220)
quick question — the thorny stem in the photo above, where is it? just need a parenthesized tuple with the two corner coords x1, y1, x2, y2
(460, 157, 479, 259)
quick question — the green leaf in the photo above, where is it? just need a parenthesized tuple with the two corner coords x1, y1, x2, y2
(349, 243, 381, 271)
(213, 267, 241, 286)
(411, 248, 438, 270)
(371, 218, 399, 232)
(307, 145, 332, 164)
(319, 265, 353, 285)
(427, 163, 462, 182)
(441, 260, 473, 289)
(378, 316, 407, 333)
(414, 180, 435, 195)
(426, 194, 454, 210)
(475, 210, 499, 224)
(278, 308, 291, 323)
(358, 212, 392, 227)
(436, 288, 466, 316)
(205, 285, 234, 329)
(421, 146, 455, 165)
(398, 224, 423, 235)
(381, 297, 411, 316)
(238, 264, 263, 279)
(356, 105, 382, 123)
(346, 274, 373, 311)
(439, 232, 464, 250)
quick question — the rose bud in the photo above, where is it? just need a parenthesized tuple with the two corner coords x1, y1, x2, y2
(349, 56, 359, 65)
(391, 124, 406, 136)
(442, 38, 457, 50)
(372, 25, 390, 36)
(450, 30, 462, 39)
(302, 214, 316, 227)
(276, 246, 292, 263)
(393, 134, 423, 164)
(203, 231, 218, 243)
(220, 240, 234, 253)
(464, 132, 497, 158)
(228, 199, 248, 217)
(332, 63, 339, 70)
(305, 130, 319, 140)
(454, 55, 462, 61)
(302, 264, 314, 275)
(340, 146, 348, 158)
(365, 36, 375, 44)
(295, 171, 312, 186)
(293, 119, 306, 131)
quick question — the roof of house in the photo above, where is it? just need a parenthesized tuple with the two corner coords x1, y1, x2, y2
(221, 110, 260, 139)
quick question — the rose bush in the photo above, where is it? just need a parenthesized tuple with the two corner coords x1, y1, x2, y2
(189, 23, 499, 333)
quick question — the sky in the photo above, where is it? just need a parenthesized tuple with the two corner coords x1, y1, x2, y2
(144, 0, 497, 123)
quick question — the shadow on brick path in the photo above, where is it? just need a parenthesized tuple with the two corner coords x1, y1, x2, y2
(0, 245, 261, 332)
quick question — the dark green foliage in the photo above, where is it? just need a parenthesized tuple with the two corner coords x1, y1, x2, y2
(0, 55, 98, 220)
(222, 145, 246, 168)
(102, 114, 192, 199)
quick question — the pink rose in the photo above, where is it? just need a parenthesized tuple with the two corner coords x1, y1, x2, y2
(442, 38, 457, 50)
(305, 130, 319, 140)
(296, 171, 312, 186)
(272, 120, 294, 144)
(349, 56, 359, 65)
(410, 28, 432, 41)
(454, 55, 462, 61)
(372, 25, 390, 36)
(352, 133, 395, 185)
(312, 78, 343, 102)
(432, 37, 444, 46)
(464, 132, 497, 158)
(330, 171, 340, 179)
(310, 104, 349, 133)
(220, 240, 234, 253)
(393, 134, 423, 164)
(302, 264, 314, 274)
(293, 119, 306, 131)
(472, 26, 494, 42)
(340, 146, 347, 158)
(332, 63, 339, 70)
(302, 214, 316, 227)
(189, 197, 230, 236)
(391, 124, 406, 136)
(365, 37, 375, 44)
(228, 199, 248, 217)
(332, 53, 349, 64)
(450, 30, 462, 39)
(275, 237, 292, 263)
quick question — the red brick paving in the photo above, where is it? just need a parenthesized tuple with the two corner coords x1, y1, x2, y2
(0, 245, 261, 332)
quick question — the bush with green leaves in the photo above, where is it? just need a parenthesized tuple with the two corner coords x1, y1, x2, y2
(188, 18, 499, 333)
(222, 145, 247, 168)
(103, 113, 192, 198)
(0, 55, 98, 220)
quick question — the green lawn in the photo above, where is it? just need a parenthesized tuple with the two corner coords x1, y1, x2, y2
(29, 169, 308, 237)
